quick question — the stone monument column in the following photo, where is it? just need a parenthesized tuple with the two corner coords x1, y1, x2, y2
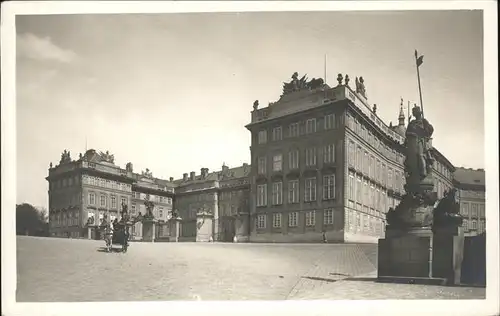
(234, 212, 250, 242)
(142, 219, 157, 242)
(169, 216, 182, 242)
(377, 106, 464, 286)
(196, 209, 214, 242)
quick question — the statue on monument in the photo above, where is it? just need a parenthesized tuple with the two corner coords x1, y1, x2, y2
(404, 105, 435, 193)
(386, 104, 437, 228)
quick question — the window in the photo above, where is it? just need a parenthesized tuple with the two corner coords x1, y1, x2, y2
(121, 197, 127, 207)
(324, 209, 334, 225)
(462, 203, 469, 216)
(131, 203, 136, 214)
(463, 219, 469, 230)
(323, 174, 335, 200)
(288, 180, 299, 204)
(289, 122, 299, 137)
(257, 214, 266, 229)
(159, 207, 163, 218)
(348, 172, 355, 201)
(348, 141, 355, 166)
(167, 197, 172, 205)
(305, 211, 316, 226)
(306, 118, 316, 134)
(471, 204, 478, 217)
(273, 154, 283, 172)
(356, 147, 362, 170)
(288, 150, 299, 169)
(272, 126, 282, 141)
(257, 184, 267, 207)
(323, 144, 335, 164)
(258, 130, 267, 144)
(272, 182, 283, 205)
(387, 168, 393, 189)
(68, 177, 73, 186)
(479, 204, 485, 218)
(258, 157, 267, 174)
(472, 220, 477, 230)
(111, 196, 117, 209)
(100, 195, 107, 207)
(273, 213, 282, 228)
(324, 114, 336, 130)
(369, 156, 375, 179)
(305, 147, 317, 166)
(304, 178, 317, 202)
(288, 212, 298, 227)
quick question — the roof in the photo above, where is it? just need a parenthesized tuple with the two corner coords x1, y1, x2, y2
(453, 167, 485, 187)
(173, 164, 251, 185)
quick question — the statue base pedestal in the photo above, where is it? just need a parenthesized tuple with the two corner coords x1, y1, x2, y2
(378, 225, 464, 285)
(142, 219, 158, 242)
(234, 212, 250, 243)
(196, 212, 214, 242)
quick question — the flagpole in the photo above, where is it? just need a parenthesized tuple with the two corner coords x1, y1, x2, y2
(415, 49, 425, 118)
(323, 53, 327, 99)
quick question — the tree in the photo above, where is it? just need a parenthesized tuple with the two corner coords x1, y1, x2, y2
(16, 203, 49, 236)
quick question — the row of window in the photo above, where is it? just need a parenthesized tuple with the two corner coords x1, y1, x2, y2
(220, 190, 245, 201)
(461, 202, 486, 218)
(256, 175, 335, 207)
(50, 175, 80, 190)
(50, 212, 80, 227)
(83, 175, 132, 192)
(131, 192, 172, 204)
(346, 114, 404, 164)
(347, 171, 396, 213)
(88, 192, 128, 209)
(347, 139, 405, 193)
(463, 219, 486, 232)
(256, 209, 335, 229)
(257, 144, 337, 174)
(345, 208, 386, 237)
(257, 114, 339, 145)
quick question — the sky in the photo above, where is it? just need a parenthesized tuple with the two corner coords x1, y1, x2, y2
(15, 10, 484, 208)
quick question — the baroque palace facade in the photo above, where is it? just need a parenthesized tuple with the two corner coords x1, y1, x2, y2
(46, 72, 485, 243)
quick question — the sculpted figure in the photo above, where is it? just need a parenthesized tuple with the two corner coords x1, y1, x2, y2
(404, 105, 434, 192)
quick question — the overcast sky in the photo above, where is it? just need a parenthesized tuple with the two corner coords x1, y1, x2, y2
(16, 10, 484, 208)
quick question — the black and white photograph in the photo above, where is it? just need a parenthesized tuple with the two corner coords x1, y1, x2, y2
(2, 1, 498, 316)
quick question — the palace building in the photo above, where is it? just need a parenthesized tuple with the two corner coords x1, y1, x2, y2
(453, 167, 486, 236)
(46, 149, 175, 239)
(245, 73, 455, 243)
(46, 72, 481, 243)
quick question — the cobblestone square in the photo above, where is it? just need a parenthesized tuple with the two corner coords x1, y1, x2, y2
(16, 237, 485, 301)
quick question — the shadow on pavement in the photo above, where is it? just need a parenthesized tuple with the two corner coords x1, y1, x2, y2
(301, 276, 340, 283)
(96, 247, 124, 253)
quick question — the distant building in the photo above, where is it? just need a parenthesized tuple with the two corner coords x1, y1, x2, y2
(46, 149, 174, 239)
(453, 167, 486, 236)
(172, 164, 250, 242)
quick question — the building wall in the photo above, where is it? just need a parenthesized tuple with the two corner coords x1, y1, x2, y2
(343, 108, 405, 243)
(459, 189, 485, 236)
(249, 103, 346, 243)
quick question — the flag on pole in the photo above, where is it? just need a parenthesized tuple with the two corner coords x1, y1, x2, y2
(415, 50, 424, 67)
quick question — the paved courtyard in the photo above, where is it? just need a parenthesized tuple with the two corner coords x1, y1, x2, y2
(16, 236, 485, 301)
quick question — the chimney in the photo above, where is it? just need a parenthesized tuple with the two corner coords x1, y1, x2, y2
(169, 177, 174, 182)
(183, 173, 188, 181)
(190, 171, 195, 181)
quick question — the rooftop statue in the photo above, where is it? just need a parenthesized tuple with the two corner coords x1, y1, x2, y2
(142, 168, 153, 178)
(59, 149, 72, 164)
(355, 76, 367, 99)
(281, 72, 325, 97)
(99, 150, 115, 164)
